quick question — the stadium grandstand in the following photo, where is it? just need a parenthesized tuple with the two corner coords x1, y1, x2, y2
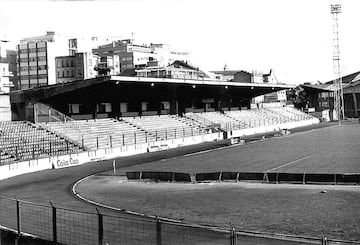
(0, 74, 320, 165)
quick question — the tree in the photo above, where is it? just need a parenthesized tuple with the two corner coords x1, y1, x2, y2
(288, 86, 311, 110)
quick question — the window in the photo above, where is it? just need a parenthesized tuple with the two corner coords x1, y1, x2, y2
(61, 61, 64, 67)
(69, 104, 80, 114)
(66, 70, 69, 77)
(57, 61, 62, 67)
(38, 74, 47, 79)
(161, 101, 170, 110)
(120, 103, 128, 113)
(38, 56, 46, 62)
(71, 70, 74, 77)
(70, 60, 74, 67)
(62, 71, 65, 77)
(97, 103, 112, 113)
(20, 49, 27, 54)
(141, 102, 149, 111)
(57, 72, 60, 78)
(66, 60, 69, 67)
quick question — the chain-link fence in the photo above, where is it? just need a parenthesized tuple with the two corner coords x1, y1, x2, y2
(0, 196, 344, 245)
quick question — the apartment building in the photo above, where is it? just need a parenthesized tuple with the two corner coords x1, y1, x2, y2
(56, 52, 99, 83)
(93, 39, 189, 72)
(17, 31, 69, 90)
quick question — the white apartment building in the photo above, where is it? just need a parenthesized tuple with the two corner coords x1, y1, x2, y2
(17, 31, 69, 90)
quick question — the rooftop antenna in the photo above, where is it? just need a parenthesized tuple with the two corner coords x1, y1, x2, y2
(223, 61, 228, 71)
(331, 4, 344, 124)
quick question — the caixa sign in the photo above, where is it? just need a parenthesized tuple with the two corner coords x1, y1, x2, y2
(53, 157, 80, 169)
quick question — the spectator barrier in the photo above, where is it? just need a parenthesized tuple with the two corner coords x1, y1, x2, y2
(1, 195, 353, 245)
(125, 171, 360, 185)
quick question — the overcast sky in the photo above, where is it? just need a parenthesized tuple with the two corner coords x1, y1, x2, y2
(1, 0, 359, 85)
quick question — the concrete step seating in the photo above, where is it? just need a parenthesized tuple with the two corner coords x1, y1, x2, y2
(192, 107, 315, 131)
(123, 115, 207, 140)
(191, 112, 241, 130)
(0, 121, 82, 164)
(43, 118, 151, 150)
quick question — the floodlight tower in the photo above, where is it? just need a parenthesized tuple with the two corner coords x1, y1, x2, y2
(330, 4, 344, 124)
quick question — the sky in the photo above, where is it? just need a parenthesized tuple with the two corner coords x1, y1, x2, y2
(0, 0, 359, 85)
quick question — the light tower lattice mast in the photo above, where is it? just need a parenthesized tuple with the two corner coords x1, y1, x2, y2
(330, 4, 344, 123)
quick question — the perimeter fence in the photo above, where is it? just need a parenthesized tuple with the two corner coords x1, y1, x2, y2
(0, 195, 354, 245)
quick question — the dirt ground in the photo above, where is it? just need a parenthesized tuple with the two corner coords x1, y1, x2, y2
(76, 176, 360, 242)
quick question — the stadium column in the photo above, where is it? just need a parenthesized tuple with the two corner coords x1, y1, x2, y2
(169, 86, 179, 115)
(352, 92, 358, 117)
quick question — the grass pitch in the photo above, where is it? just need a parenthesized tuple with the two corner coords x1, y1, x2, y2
(76, 123, 360, 241)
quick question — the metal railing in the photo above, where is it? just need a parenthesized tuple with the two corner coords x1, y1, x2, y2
(0, 196, 233, 245)
(0, 195, 347, 245)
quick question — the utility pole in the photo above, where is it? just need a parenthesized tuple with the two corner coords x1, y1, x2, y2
(330, 4, 344, 124)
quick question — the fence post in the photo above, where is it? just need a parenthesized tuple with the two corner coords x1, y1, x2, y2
(82, 137, 85, 150)
(230, 224, 237, 245)
(134, 132, 137, 145)
(156, 218, 162, 245)
(15, 196, 21, 235)
(165, 129, 167, 140)
(321, 231, 328, 245)
(49, 141, 52, 155)
(50, 202, 57, 243)
(96, 137, 99, 149)
(122, 134, 125, 146)
(109, 135, 112, 148)
(96, 208, 103, 245)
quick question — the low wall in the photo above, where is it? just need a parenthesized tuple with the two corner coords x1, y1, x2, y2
(0, 132, 222, 181)
(125, 171, 360, 185)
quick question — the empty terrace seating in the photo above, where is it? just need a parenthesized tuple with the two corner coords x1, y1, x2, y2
(188, 107, 316, 131)
(0, 121, 83, 164)
(123, 115, 207, 140)
(267, 107, 313, 121)
(186, 112, 242, 130)
(43, 118, 155, 150)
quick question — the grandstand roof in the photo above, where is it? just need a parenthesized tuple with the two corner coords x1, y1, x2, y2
(325, 71, 360, 85)
(10, 76, 294, 104)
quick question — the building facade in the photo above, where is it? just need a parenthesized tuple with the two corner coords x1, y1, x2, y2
(17, 31, 69, 90)
(0, 50, 13, 120)
(93, 39, 189, 72)
(56, 52, 99, 83)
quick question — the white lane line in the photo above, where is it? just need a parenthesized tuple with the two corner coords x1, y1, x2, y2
(266, 156, 311, 172)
